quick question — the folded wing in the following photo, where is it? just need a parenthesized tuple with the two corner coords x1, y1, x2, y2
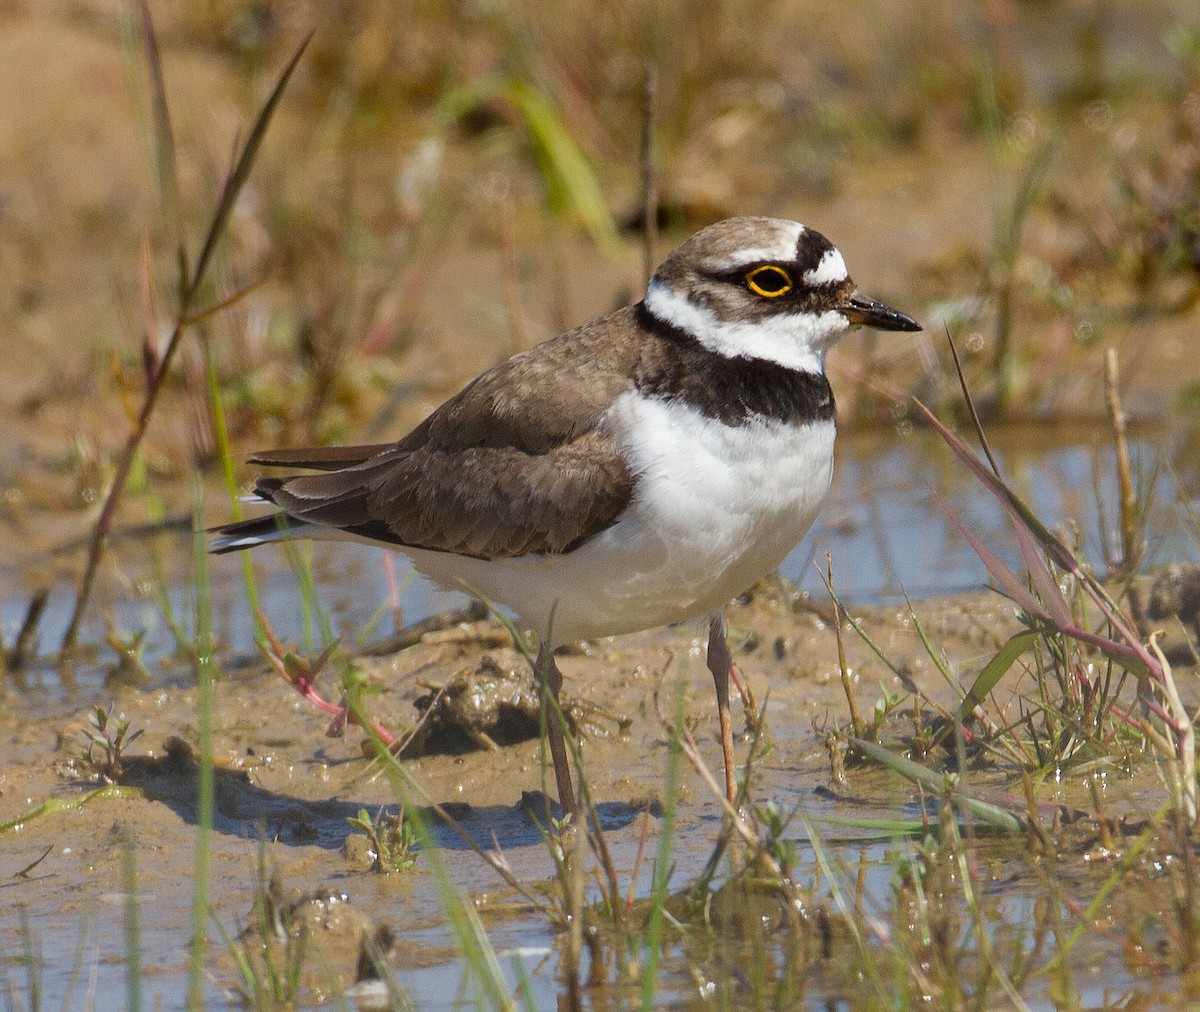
(213, 309, 644, 559)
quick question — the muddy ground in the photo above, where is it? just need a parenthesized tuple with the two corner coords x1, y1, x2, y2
(1, 586, 1054, 1004)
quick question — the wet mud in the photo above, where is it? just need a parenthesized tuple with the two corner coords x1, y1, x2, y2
(5, 585, 1187, 1003)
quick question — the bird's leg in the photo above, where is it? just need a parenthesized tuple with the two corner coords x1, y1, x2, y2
(706, 611, 738, 804)
(534, 641, 577, 819)
(261, 628, 397, 747)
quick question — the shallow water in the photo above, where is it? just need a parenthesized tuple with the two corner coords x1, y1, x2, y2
(5, 421, 1191, 1005)
(1, 423, 1191, 1008)
(5, 421, 1191, 697)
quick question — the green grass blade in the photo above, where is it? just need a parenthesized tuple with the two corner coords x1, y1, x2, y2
(0, 786, 135, 834)
(904, 594, 964, 695)
(814, 567, 910, 683)
(1040, 801, 1165, 973)
(187, 487, 216, 1009)
(281, 539, 335, 652)
(342, 685, 522, 1009)
(851, 738, 1023, 832)
(803, 814, 932, 835)
(503, 79, 621, 253)
(189, 33, 312, 296)
(640, 681, 685, 1010)
(958, 629, 1039, 724)
(202, 327, 262, 638)
(794, 804, 889, 1002)
(13, 907, 42, 1012)
(121, 832, 143, 1012)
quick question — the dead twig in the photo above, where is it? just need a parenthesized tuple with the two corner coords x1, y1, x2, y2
(7, 588, 49, 683)
(1105, 347, 1148, 634)
(640, 62, 658, 285)
(59, 17, 310, 656)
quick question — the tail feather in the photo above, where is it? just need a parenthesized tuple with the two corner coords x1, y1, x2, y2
(208, 512, 309, 554)
(212, 443, 394, 553)
(246, 444, 392, 471)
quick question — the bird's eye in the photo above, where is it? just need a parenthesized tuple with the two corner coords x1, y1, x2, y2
(745, 264, 793, 297)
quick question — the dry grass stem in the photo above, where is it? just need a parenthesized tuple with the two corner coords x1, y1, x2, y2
(1149, 633, 1197, 824)
(827, 558, 864, 739)
(58, 23, 310, 656)
(640, 62, 658, 286)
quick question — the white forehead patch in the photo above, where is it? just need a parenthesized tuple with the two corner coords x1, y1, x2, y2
(702, 221, 807, 272)
(804, 247, 848, 286)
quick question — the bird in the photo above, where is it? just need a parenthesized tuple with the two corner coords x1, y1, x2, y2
(211, 216, 921, 816)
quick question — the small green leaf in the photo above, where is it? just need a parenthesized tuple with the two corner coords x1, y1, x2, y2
(851, 737, 1024, 833)
(958, 629, 1039, 724)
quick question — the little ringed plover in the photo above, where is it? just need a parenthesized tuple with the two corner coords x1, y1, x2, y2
(212, 215, 922, 814)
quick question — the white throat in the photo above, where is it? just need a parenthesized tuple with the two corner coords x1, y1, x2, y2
(644, 278, 846, 375)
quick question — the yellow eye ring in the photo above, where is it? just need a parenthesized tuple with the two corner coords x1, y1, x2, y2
(746, 264, 793, 297)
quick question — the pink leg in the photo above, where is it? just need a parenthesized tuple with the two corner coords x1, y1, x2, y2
(288, 674, 397, 748)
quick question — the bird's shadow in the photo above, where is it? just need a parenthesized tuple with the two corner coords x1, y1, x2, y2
(114, 736, 648, 853)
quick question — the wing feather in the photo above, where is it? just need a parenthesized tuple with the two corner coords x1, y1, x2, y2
(247, 444, 393, 470)
(226, 307, 646, 559)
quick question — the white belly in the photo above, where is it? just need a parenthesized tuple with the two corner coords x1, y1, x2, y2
(403, 392, 836, 642)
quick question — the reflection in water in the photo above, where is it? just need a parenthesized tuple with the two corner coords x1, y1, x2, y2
(2, 423, 1195, 1008)
(793, 425, 1196, 602)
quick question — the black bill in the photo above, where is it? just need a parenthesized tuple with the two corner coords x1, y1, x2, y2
(841, 292, 922, 332)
